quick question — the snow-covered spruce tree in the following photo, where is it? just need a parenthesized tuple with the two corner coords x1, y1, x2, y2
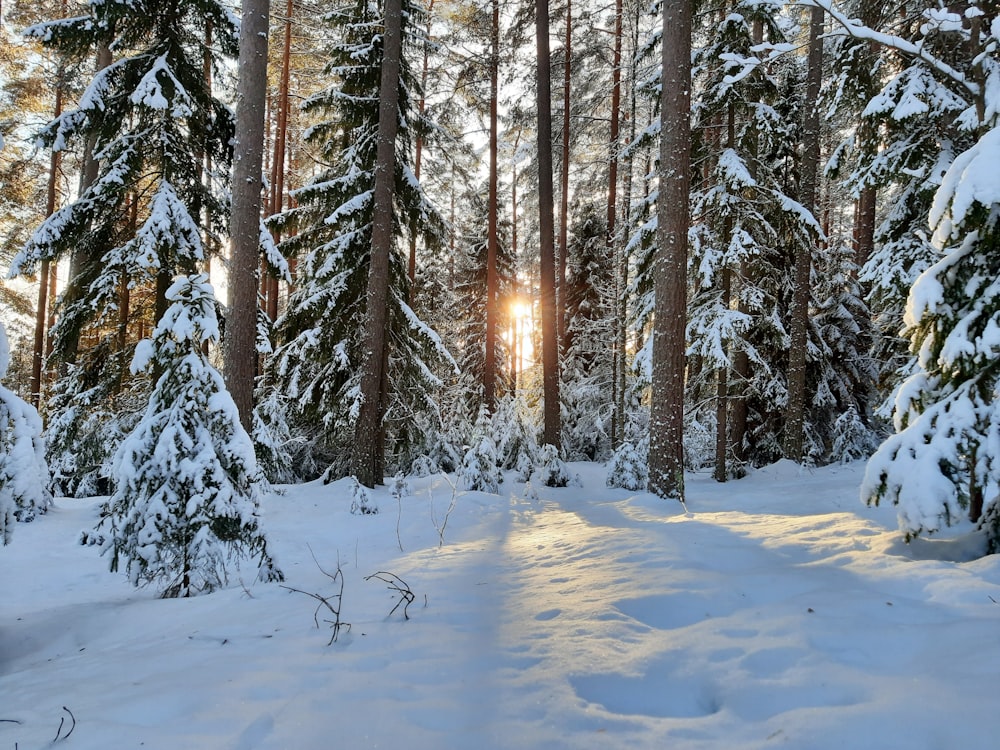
(10, 0, 236, 495)
(0, 321, 52, 543)
(97, 275, 282, 597)
(560, 206, 614, 461)
(686, 0, 821, 473)
(454, 188, 515, 416)
(808, 241, 880, 461)
(860, 6, 1000, 549)
(826, 0, 967, 414)
(269, 0, 449, 479)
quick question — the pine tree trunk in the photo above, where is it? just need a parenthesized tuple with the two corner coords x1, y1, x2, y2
(408, 1, 433, 302)
(557, 0, 572, 350)
(226, 0, 270, 432)
(61, 43, 111, 370)
(353, 0, 404, 487)
(782, 5, 823, 462)
(31, 78, 63, 408)
(607, 0, 623, 448)
(536, 0, 561, 449)
(648, 0, 691, 500)
(484, 0, 499, 413)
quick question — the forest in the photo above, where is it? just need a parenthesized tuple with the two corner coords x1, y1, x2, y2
(0, 0, 999, 590)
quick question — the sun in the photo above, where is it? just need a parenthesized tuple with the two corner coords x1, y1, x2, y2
(505, 294, 535, 377)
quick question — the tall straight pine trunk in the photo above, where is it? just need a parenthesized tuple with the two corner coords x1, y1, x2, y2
(536, 0, 561, 449)
(782, 5, 823, 462)
(648, 0, 691, 500)
(226, 0, 269, 432)
(353, 0, 404, 487)
(483, 0, 500, 412)
(607, 0, 623, 447)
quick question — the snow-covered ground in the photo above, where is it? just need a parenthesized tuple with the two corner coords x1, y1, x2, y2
(3, 461, 1000, 749)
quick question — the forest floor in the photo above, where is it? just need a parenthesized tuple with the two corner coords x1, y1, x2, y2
(3, 460, 1000, 749)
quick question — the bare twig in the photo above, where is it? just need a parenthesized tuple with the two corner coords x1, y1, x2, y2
(53, 706, 75, 742)
(281, 547, 350, 644)
(365, 571, 416, 620)
(429, 473, 458, 548)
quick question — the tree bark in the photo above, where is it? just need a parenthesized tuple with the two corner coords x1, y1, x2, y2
(353, 0, 404, 487)
(31, 79, 63, 408)
(782, 5, 823, 462)
(484, 0, 499, 413)
(648, 0, 691, 500)
(557, 0, 572, 350)
(536, 0, 561, 449)
(407, 0, 433, 301)
(607, 0, 623, 448)
(226, 0, 270, 432)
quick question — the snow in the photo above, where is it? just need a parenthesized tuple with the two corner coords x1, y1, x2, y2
(4, 462, 1000, 748)
(929, 127, 1000, 245)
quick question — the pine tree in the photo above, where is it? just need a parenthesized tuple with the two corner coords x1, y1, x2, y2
(270, 0, 449, 480)
(0, 321, 52, 544)
(97, 275, 282, 597)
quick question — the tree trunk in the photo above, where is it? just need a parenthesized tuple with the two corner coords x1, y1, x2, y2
(61, 43, 111, 370)
(782, 5, 823, 462)
(536, 0, 561, 449)
(557, 0, 572, 350)
(483, 0, 500, 413)
(715, 101, 737, 482)
(607, 0, 623, 448)
(226, 0, 270, 432)
(647, 0, 691, 500)
(353, 0, 404, 487)
(408, 0, 433, 302)
(31, 78, 63, 408)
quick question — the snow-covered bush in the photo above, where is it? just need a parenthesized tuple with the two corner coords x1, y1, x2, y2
(682, 411, 715, 471)
(532, 444, 573, 488)
(96, 275, 282, 597)
(458, 436, 502, 494)
(492, 394, 539, 472)
(253, 390, 298, 484)
(457, 407, 502, 493)
(0, 321, 52, 543)
(349, 477, 378, 515)
(606, 440, 649, 491)
(830, 407, 881, 464)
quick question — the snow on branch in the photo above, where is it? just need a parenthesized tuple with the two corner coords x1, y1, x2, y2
(798, 0, 978, 97)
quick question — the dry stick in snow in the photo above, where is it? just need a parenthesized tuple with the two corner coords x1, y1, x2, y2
(280, 546, 350, 644)
(365, 571, 415, 620)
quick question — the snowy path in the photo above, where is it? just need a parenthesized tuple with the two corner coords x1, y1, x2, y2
(3, 462, 1000, 749)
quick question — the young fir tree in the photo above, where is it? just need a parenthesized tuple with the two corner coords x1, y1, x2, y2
(0, 321, 52, 544)
(269, 0, 449, 479)
(97, 275, 282, 597)
(560, 206, 614, 461)
(10, 0, 236, 494)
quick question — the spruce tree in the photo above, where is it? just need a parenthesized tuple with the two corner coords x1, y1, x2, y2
(10, 0, 236, 494)
(851, 2, 1000, 548)
(97, 274, 282, 597)
(270, 0, 449, 480)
